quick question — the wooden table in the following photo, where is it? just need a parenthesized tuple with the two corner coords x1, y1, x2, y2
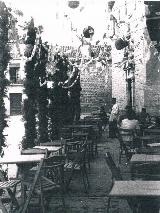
(110, 180, 160, 197)
(0, 154, 45, 164)
(130, 154, 160, 164)
(34, 145, 63, 155)
(144, 129, 160, 135)
(64, 125, 93, 132)
(21, 148, 47, 155)
(72, 132, 89, 139)
(40, 140, 66, 146)
(109, 181, 160, 212)
(139, 135, 156, 146)
(64, 124, 94, 140)
(64, 125, 93, 128)
(148, 143, 160, 147)
(34, 145, 61, 152)
(136, 146, 160, 155)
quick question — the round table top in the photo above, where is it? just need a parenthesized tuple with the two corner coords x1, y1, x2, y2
(139, 135, 156, 140)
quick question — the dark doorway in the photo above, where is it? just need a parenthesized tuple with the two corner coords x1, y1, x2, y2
(10, 93, 22, 115)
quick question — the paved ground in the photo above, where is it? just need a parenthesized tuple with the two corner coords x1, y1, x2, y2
(3, 116, 132, 212)
(48, 129, 132, 213)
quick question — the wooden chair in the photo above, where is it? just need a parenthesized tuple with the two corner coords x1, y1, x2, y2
(105, 152, 122, 186)
(105, 152, 139, 213)
(20, 156, 65, 213)
(59, 127, 72, 140)
(0, 170, 20, 213)
(64, 142, 90, 193)
(117, 129, 137, 163)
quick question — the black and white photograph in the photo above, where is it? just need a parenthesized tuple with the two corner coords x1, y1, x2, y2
(0, 0, 160, 212)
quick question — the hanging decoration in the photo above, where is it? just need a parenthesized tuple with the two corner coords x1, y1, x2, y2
(108, 1, 115, 11)
(83, 26, 94, 38)
(115, 38, 129, 50)
(68, 0, 80, 9)
(59, 66, 80, 89)
(122, 40, 135, 80)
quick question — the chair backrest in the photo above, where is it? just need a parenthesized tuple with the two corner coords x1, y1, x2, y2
(65, 140, 84, 156)
(75, 142, 87, 165)
(44, 155, 66, 165)
(59, 127, 72, 139)
(117, 130, 133, 161)
(118, 128, 135, 143)
(20, 158, 44, 213)
(20, 156, 65, 213)
(42, 157, 65, 187)
(105, 152, 122, 181)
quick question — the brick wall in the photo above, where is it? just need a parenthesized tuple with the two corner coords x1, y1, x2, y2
(110, 0, 160, 116)
(80, 62, 112, 113)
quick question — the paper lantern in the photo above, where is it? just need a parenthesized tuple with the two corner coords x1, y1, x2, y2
(115, 38, 129, 50)
(83, 26, 94, 38)
(68, 1, 80, 9)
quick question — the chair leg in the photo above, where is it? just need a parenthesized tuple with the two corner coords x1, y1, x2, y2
(65, 168, 75, 191)
(7, 186, 20, 211)
(119, 150, 122, 164)
(0, 199, 8, 213)
(107, 197, 111, 213)
(81, 167, 88, 193)
(40, 182, 45, 213)
(85, 148, 91, 170)
(60, 190, 66, 212)
(82, 172, 88, 193)
(83, 164, 90, 189)
(40, 193, 45, 213)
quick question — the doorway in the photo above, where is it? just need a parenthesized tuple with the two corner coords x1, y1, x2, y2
(10, 93, 22, 115)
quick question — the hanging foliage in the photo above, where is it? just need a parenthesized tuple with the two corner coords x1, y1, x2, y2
(48, 54, 70, 140)
(0, 1, 10, 156)
(22, 18, 38, 149)
(61, 66, 81, 122)
(36, 39, 49, 144)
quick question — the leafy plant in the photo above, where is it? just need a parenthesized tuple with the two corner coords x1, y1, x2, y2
(0, 1, 10, 156)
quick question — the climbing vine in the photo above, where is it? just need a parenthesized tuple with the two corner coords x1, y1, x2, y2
(48, 54, 70, 140)
(0, 1, 10, 156)
(36, 38, 49, 144)
(22, 18, 38, 149)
